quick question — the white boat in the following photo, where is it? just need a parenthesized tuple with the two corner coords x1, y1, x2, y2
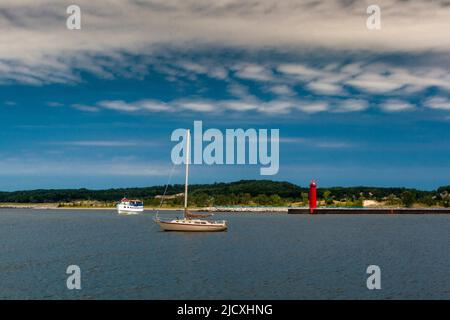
(117, 198, 144, 215)
(155, 218, 227, 232)
(154, 129, 227, 232)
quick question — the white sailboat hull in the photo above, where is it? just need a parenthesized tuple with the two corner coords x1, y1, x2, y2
(155, 219, 227, 232)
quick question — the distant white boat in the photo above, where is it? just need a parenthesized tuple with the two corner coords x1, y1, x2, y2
(154, 129, 227, 232)
(117, 198, 144, 215)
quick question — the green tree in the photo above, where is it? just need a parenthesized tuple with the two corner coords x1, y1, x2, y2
(254, 194, 271, 205)
(385, 194, 399, 206)
(269, 194, 285, 206)
(353, 197, 364, 207)
(192, 193, 211, 207)
(323, 190, 333, 205)
(420, 195, 435, 207)
(301, 192, 309, 206)
(401, 191, 415, 208)
(239, 193, 252, 205)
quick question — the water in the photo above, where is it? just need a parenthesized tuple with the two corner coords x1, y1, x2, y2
(0, 209, 449, 300)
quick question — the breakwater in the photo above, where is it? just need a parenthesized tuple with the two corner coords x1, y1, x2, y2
(288, 208, 450, 214)
(205, 206, 288, 213)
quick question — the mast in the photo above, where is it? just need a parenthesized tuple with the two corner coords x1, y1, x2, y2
(184, 129, 190, 217)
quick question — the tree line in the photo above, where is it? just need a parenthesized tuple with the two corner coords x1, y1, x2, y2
(0, 180, 449, 208)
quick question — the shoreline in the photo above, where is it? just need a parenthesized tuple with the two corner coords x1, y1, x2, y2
(0, 204, 289, 212)
(1, 204, 449, 214)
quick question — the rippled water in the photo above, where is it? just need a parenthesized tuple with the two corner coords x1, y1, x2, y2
(0, 209, 449, 299)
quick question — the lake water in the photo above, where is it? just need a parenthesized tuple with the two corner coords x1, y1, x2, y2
(0, 209, 449, 299)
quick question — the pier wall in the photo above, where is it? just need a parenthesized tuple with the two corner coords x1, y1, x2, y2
(288, 208, 450, 214)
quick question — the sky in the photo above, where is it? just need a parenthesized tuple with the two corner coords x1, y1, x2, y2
(1, 0, 450, 191)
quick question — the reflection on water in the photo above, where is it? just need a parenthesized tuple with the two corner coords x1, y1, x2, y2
(0, 209, 449, 299)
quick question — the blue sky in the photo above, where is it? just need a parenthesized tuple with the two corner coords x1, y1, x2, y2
(1, 1, 450, 191)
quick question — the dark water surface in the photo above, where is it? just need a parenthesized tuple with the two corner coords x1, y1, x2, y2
(0, 209, 449, 299)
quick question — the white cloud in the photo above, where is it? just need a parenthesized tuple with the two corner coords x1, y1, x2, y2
(277, 64, 321, 79)
(297, 102, 329, 113)
(138, 100, 172, 112)
(424, 97, 450, 110)
(379, 100, 415, 112)
(234, 64, 273, 82)
(177, 61, 228, 80)
(220, 101, 258, 111)
(346, 67, 450, 94)
(227, 82, 254, 99)
(268, 85, 295, 96)
(98, 100, 140, 112)
(78, 96, 375, 115)
(346, 73, 405, 93)
(257, 100, 293, 114)
(1, 0, 450, 86)
(179, 101, 216, 112)
(307, 81, 342, 95)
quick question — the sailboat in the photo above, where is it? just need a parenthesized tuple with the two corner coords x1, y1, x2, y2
(154, 129, 228, 232)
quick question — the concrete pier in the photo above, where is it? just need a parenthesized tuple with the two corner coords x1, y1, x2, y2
(287, 208, 450, 214)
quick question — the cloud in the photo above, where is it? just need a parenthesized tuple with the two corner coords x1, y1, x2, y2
(55, 140, 141, 147)
(2, 0, 450, 86)
(0, 156, 171, 177)
(72, 104, 100, 112)
(234, 64, 273, 82)
(379, 100, 415, 112)
(268, 85, 295, 96)
(177, 61, 228, 80)
(306, 81, 342, 95)
(77, 91, 450, 115)
(278, 64, 321, 79)
(227, 82, 254, 99)
(297, 102, 329, 113)
(334, 100, 369, 113)
(345, 66, 450, 94)
(66, 54, 450, 115)
(98, 100, 140, 112)
(220, 101, 258, 111)
(424, 97, 450, 110)
(180, 101, 216, 112)
(346, 73, 405, 93)
(138, 100, 172, 112)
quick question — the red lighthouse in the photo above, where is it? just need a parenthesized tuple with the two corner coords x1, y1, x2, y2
(309, 180, 317, 214)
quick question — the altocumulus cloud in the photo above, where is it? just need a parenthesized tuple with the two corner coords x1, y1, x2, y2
(1, 0, 450, 115)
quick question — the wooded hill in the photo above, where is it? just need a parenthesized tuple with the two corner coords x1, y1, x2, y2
(0, 180, 449, 207)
